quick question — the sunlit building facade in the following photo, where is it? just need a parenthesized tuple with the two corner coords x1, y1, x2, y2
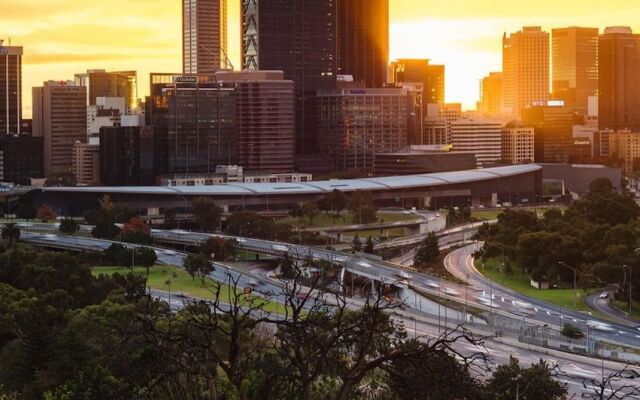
(503, 27, 550, 115)
(74, 70, 138, 113)
(183, 0, 228, 74)
(501, 122, 535, 164)
(598, 27, 640, 132)
(391, 59, 445, 106)
(449, 119, 502, 166)
(478, 72, 503, 115)
(552, 27, 599, 116)
(337, 0, 388, 88)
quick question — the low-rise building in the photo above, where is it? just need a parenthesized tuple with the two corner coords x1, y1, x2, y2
(450, 118, 503, 166)
(501, 122, 535, 164)
(72, 137, 100, 185)
(375, 145, 477, 175)
(609, 130, 640, 175)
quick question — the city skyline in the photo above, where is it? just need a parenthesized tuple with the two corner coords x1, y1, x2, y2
(3, 0, 640, 116)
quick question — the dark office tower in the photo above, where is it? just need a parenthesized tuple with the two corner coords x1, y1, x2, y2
(0, 40, 22, 135)
(242, 0, 337, 156)
(184, 0, 228, 74)
(390, 59, 445, 105)
(598, 27, 640, 131)
(522, 102, 574, 163)
(336, 0, 388, 88)
(100, 126, 155, 186)
(552, 27, 599, 115)
(146, 73, 181, 176)
(74, 70, 138, 111)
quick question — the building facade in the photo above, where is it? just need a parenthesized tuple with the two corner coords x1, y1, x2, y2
(609, 130, 640, 175)
(598, 27, 640, 131)
(317, 87, 418, 172)
(32, 81, 87, 177)
(100, 126, 155, 186)
(217, 71, 295, 173)
(242, 0, 337, 156)
(72, 139, 100, 185)
(552, 27, 599, 116)
(74, 70, 138, 113)
(503, 27, 550, 115)
(449, 119, 502, 166)
(390, 58, 445, 106)
(501, 123, 535, 164)
(375, 145, 477, 175)
(0, 40, 22, 136)
(0, 135, 43, 184)
(183, 0, 228, 74)
(522, 103, 574, 163)
(337, 0, 388, 88)
(478, 72, 503, 115)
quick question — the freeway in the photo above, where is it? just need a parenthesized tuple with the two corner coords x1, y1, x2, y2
(586, 290, 640, 328)
(445, 243, 640, 348)
(17, 222, 640, 348)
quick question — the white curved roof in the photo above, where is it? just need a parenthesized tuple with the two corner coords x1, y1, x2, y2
(43, 164, 541, 196)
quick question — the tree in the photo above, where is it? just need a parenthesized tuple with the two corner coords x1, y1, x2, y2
(190, 197, 223, 232)
(364, 236, 375, 254)
(484, 357, 567, 399)
(183, 253, 214, 285)
(348, 191, 378, 224)
(414, 232, 440, 267)
(15, 196, 36, 220)
(91, 221, 121, 240)
(300, 202, 320, 225)
(134, 247, 158, 280)
(279, 253, 296, 279)
(1, 223, 20, 248)
(103, 243, 130, 267)
(121, 217, 152, 245)
(199, 237, 238, 261)
(36, 205, 57, 222)
(561, 323, 584, 339)
(59, 218, 80, 235)
(318, 189, 347, 217)
(352, 233, 362, 253)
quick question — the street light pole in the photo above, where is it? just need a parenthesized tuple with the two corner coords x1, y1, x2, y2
(558, 261, 578, 311)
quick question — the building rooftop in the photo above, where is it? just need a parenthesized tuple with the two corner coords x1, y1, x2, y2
(42, 164, 542, 197)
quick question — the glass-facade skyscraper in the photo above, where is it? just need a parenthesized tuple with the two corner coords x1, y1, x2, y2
(0, 40, 22, 135)
(242, 0, 337, 156)
(552, 27, 599, 116)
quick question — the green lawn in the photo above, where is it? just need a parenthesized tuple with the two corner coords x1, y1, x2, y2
(279, 211, 418, 229)
(471, 210, 502, 221)
(477, 258, 592, 312)
(612, 299, 640, 320)
(92, 265, 283, 313)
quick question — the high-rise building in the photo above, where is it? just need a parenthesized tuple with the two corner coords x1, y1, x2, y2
(0, 134, 44, 184)
(478, 72, 503, 115)
(100, 126, 155, 186)
(216, 70, 295, 173)
(598, 27, 640, 131)
(183, 0, 228, 74)
(74, 70, 138, 112)
(391, 59, 446, 105)
(552, 27, 599, 115)
(32, 81, 87, 177)
(503, 27, 550, 115)
(609, 130, 640, 175)
(501, 122, 535, 164)
(242, 0, 337, 155)
(0, 40, 22, 135)
(337, 0, 389, 88)
(449, 119, 502, 166)
(522, 102, 574, 163)
(72, 138, 100, 185)
(317, 86, 419, 172)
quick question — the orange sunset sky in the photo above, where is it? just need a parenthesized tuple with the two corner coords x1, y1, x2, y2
(3, 0, 640, 116)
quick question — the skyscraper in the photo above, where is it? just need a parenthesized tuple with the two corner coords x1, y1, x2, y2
(503, 27, 550, 115)
(242, 0, 337, 156)
(183, 0, 228, 74)
(337, 0, 389, 88)
(32, 81, 87, 177)
(478, 72, 503, 115)
(552, 27, 599, 115)
(391, 59, 445, 104)
(0, 40, 22, 135)
(598, 27, 640, 131)
(74, 69, 138, 112)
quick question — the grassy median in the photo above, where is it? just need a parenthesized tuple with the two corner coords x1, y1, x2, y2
(92, 265, 285, 313)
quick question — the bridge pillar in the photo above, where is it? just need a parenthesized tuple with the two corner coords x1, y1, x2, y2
(336, 232, 342, 241)
(337, 267, 346, 290)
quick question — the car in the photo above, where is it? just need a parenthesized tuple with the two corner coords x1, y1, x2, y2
(248, 279, 258, 287)
(425, 281, 440, 289)
(599, 292, 609, 299)
(620, 369, 640, 380)
(398, 271, 413, 280)
(444, 288, 460, 296)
